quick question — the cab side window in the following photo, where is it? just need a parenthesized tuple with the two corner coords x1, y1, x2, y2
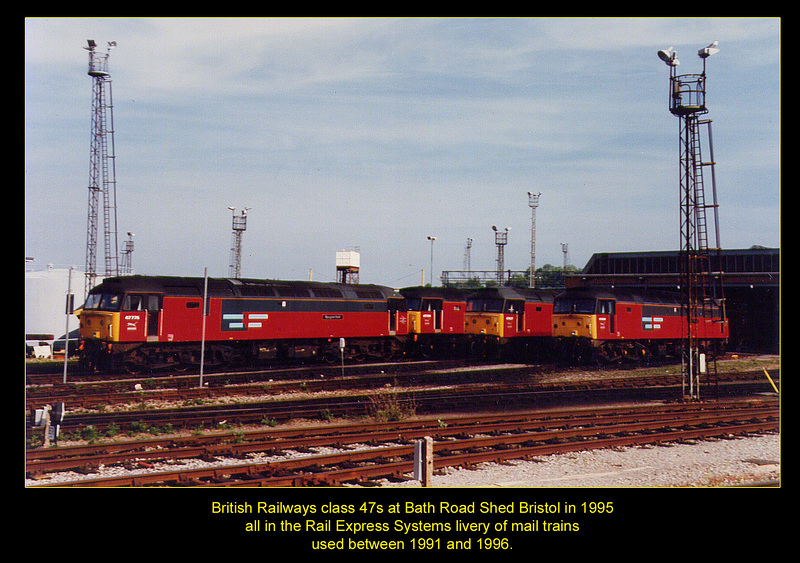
(598, 300, 615, 315)
(122, 294, 145, 311)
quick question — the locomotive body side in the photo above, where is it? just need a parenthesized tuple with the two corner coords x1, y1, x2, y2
(465, 287, 556, 359)
(400, 287, 470, 357)
(553, 288, 728, 362)
(79, 276, 407, 372)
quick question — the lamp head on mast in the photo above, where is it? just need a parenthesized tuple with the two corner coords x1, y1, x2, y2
(698, 40, 719, 58)
(657, 46, 679, 67)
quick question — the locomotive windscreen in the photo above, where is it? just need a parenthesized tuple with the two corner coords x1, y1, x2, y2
(553, 298, 596, 314)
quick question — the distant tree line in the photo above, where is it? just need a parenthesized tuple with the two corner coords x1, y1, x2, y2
(442, 264, 580, 289)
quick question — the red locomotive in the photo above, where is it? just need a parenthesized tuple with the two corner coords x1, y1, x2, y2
(552, 287, 728, 362)
(400, 287, 471, 357)
(465, 286, 556, 359)
(76, 275, 729, 372)
(78, 276, 408, 372)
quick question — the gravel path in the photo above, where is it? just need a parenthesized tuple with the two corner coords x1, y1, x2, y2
(379, 432, 780, 488)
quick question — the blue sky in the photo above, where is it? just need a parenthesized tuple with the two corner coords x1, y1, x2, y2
(25, 17, 781, 288)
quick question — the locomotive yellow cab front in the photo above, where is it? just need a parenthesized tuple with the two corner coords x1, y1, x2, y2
(465, 312, 505, 337)
(552, 293, 602, 340)
(79, 311, 118, 341)
(79, 291, 122, 342)
(407, 310, 437, 334)
(553, 313, 596, 339)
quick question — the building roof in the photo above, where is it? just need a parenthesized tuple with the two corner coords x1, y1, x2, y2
(575, 247, 779, 289)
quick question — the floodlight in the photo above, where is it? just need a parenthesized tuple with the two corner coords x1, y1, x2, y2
(657, 47, 679, 66)
(698, 40, 719, 58)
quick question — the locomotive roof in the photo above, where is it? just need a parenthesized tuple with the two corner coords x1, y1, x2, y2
(555, 286, 682, 305)
(89, 276, 398, 300)
(399, 286, 472, 301)
(466, 286, 556, 303)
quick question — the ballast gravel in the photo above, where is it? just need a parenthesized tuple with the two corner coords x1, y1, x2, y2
(27, 432, 779, 488)
(379, 432, 780, 488)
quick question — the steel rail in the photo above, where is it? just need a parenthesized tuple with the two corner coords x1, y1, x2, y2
(28, 402, 775, 474)
(27, 375, 778, 441)
(30, 401, 778, 487)
(28, 397, 774, 461)
(26, 364, 779, 410)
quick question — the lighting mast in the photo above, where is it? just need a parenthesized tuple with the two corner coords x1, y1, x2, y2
(528, 192, 541, 287)
(658, 41, 724, 400)
(228, 206, 251, 278)
(427, 236, 436, 286)
(492, 226, 509, 285)
(84, 39, 119, 297)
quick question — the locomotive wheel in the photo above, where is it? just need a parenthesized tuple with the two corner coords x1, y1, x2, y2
(388, 348, 407, 361)
(382, 340, 404, 361)
(122, 349, 146, 375)
(596, 343, 622, 364)
(419, 340, 437, 360)
(123, 361, 142, 375)
(322, 347, 339, 364)
(171, 352, 193, 373)
(350, 346, 367, 362)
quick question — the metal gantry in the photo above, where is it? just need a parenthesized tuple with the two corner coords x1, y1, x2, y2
(84, 40, 119, 297)
(659, 42, 725, 399)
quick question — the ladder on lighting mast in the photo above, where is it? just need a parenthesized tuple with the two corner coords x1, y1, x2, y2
(667, 50, 725, 400)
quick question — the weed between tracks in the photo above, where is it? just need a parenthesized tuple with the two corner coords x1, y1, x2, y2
(368, 392, 415, 422)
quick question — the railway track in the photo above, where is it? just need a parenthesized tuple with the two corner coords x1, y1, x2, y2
(26, 371, 777, 440)
(27, 398, 778, 487)
(26, 359, 779, 411)
(24, 358, 472, 386)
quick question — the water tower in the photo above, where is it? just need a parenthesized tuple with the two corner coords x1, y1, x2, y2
(336, 249, 360, 284)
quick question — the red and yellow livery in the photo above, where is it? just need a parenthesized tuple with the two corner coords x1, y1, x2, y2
(465, 287, 556, 359)
(79, 276, 407, 372)
(553, 288, 728, 361)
